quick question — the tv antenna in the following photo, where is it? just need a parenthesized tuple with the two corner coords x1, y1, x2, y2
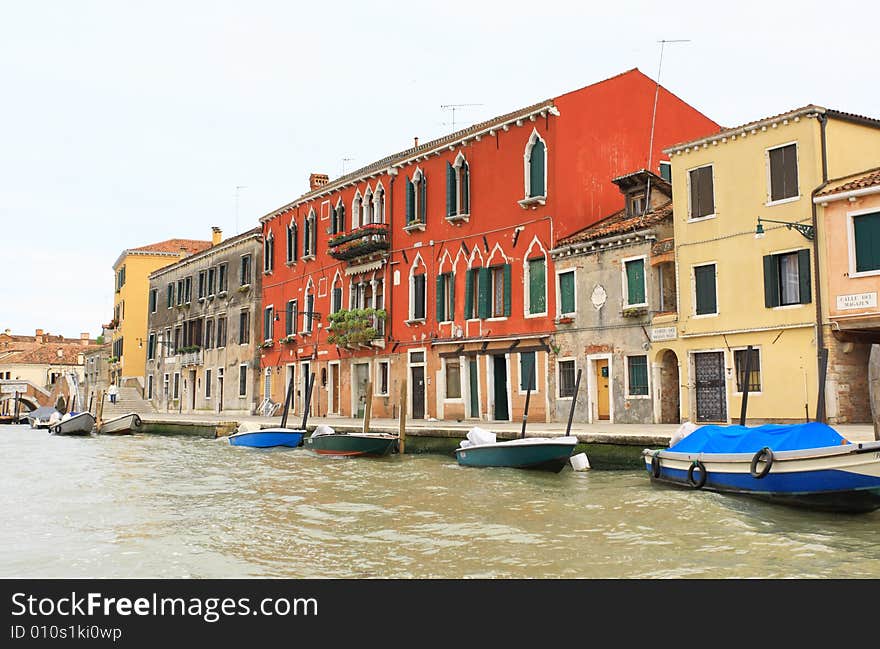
(341, 157, 354, 175)
(234, 185, 247, 234)
(647, 39, 691, 172)
(440, 103, 484, 133)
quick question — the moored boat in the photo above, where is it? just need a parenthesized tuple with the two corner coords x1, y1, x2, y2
(27, 406, 59, 429)
(643, 422, 880, 513)
(304, 427, 398, 457)
(97, 412, 142, 435)
(50, 412, 96, 436)
(455, 431, 578, 472)
(227, 426, 305, 448)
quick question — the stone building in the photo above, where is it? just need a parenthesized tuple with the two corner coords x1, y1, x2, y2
(145, 227, 263, 415)
(549, 170, 675, 424)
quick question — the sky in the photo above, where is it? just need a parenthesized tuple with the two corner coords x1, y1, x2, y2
(1, 0, 877, 339)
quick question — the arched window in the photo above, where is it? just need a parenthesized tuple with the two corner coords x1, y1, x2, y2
(405, 169, 426, 228)
(373, 184, 385, 223)
(524, 130, 547, 199)
(303, 209, 317, 258)
(263, 232, 274, 273)
(352, 192, 362, 231)
(409, 253, 427, 321)
(447, 153, 470, 220)
(286, 218, 298, 263)
(363, 188, 373, 226)
(524, 238, 547, 316)
(331, 199, 344, 235)
(303, 280, 315, 333)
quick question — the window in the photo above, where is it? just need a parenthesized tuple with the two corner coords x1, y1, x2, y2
(629, 193, 646, 216)
(374, 186, 385, 223)
(527, 257, 546, 315)
(239, 364, 248, 397)
(218, 263, 228, 293)
(627, 355, 649, 396)
(352, 193, 362, 229)
(492, 266, 506, 317)
(331, 287, 342, 314)
(147, 374, 154, 400)
(286, 300, 297, 336)
(239, 309, 250, 344)
(331, 201, 345, 235)
(264, 306, 274, 341)
(216, 317, 227, 348)
(264, 234, 274, 273)
(445, 359, 462, 399)
(464, 268, 480, 319)
(852, 211, 880, 273)
(184, 276, 192, 304)
(176, 279, 184, 305)
(558, 359, 576, 398)
(116, 265, 126, 292)
(520, 352, 536, 391)
(303, 293, 315, 333)
(147, 333, 156, 360)
(734, 348, 762, 393)
(303, 211, 317, 257)
(411, 273, 426, 320)
(240, 254, 252, 286)
(163, 328, 171, 357)
(163, 373, 169, 397)
(446, 156, 470, 218)
(173, 372, 180, 400)
(558, 270, 576, 315)
(688, 165, 715, 219)
(166, 282, 174, 308)
(287, 220, 298, 263)
(376, 361, 389, 396)
(624, 258, 646, 306)
(205, 369, 212, 399)
(436, 273, 454, 322)
(204, 319, 214, 349)
(659, 161, 672, 182)
(768, 143, 798, 202)
(694, 264, 717, 315)
(525, 132, 546, 199)
(207, 267, 215, 296)
(362, 189, 373, 227)
(149, 289, 158, 313)
(405, 170, 427, 226)
(197, 271, 206, 299)
(763, 250, 811, 307)
(173, 327, 182, 354)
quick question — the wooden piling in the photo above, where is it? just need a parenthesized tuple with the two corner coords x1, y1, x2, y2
(96, 390, 105, 429)
(398, 375, 408, 454)
(362, 380, 373, 434)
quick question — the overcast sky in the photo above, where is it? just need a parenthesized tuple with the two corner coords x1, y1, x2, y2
(1, 0, 877, 339)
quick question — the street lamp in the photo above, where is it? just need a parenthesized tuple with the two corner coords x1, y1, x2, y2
(755, 217, 815, 240)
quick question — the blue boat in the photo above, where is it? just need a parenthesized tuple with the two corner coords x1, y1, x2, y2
(643, 422, 880, 513)
(227, 427, 305, 448)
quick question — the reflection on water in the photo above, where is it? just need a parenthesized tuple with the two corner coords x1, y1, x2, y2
(1, 424, 878, 578)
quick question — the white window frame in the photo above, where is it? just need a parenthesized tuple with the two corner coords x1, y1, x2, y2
(521, 128, 548, 205)
(375, 360, 390, 397)
(238, 363, 248, 398)
(452, 152, 470, 219)
(621, 254, 648, 308)
(523, 237, 548, 318)
(624, 354, 651, 400)
(442, 356, 464, 402)
(517, 351, 540, 395)
(692, 261, 719, 318)
(686, 163, 717, 222)
(205, 368, 212, 400)
(263, 233, 274, 274)
(765, 141, 801, 207)
(556, 357, 577, 400)
(408, 253, 427, 323)
(264, 304, 274, 343)
(846, 206, 880, 278)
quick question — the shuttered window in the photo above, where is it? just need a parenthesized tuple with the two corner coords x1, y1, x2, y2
(332, 288, 342, 314)
(528, 138, 546, 198)
(286, 300, 297, 336)
(460, 161, 470, 214)
(264, 236, 274, 272)
(625, 258, 646, 306)
(287, 222, 298, 262)
(478, 267, 491, 319)
(465, 269, 477, 319)
(436, 273, 454, 322)
(694, 264, 717, 315)
(689, 165, 715, 219)
(446, 162, 457, 217)
(627, 356, 649, 396)
(559, 270, 575, 315)
(768, 143, 798, 202)
(264, 307, 273, 341)
(854, 212, 880, 273)
(520, 352, 536, 391)
(763, 250, 811, 307)
(405, 176, 415, 224)
(489, 265, 511, 317)
(412, 274, 426, 320)
(528, 258, 546, 314)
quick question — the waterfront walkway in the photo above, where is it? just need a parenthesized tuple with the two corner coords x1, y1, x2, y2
(138, 411, 880, 446)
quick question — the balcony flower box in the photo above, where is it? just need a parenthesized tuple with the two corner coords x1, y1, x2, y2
(555, 315, 575, 325)
(621, 306, 648, 318)
(328, 238, 390, 262)
(280, 334, 297, 344)
(260, 339, 274, 349)
(327, 223, 389, 248)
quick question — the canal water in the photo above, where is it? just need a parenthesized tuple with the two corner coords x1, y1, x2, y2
(2, 424, 879, 579)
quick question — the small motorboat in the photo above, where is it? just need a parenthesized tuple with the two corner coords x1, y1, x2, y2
(455, 428, 579, 472)
(643, 421, 880, 514)
(304, 426, 398, 457)
(50, 411, 96, 436)
(227, 424, 305, 448)
(97, 412, 143, 435)
(27, 406, 59, 429)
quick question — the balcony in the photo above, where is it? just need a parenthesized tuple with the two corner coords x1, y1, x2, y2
(326, 308, 387, 349)
(180, 348, 203, 366)
(328, 224, 390, 264)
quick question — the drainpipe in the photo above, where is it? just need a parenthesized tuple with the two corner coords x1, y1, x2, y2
(811, 112, 829, 423)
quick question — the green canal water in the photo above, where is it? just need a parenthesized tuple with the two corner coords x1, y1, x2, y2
(2, 424, 879, 578)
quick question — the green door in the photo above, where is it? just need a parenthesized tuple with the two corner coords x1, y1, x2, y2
(493, 355, 509, 421)
(469, 357, 479, 418)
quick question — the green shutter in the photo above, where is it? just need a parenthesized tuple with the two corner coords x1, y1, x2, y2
(797, 249, 812, 304)
(449, 272, 455, 319)
(503, 264, 512, 316)
(628, 356, 648, 396)
(695, 265, 716, 315)
(560, 271, 575, 314)
(436, 274, 446, 322)
(464, 269, 474, 319)
(446, 162, 456, 217)
(478, 267, 491, 319)
(520, 352, 536, 391)
(460, 162, 469, 214)
(763, 255, 780, 308)
(626, 259, 645, 305)
(420, 174, 427, 223)
(528, 258, 546, 314)
(529, 139, 545, 197)
(854, 212, 880, 272)
(405, 177, 414, 223)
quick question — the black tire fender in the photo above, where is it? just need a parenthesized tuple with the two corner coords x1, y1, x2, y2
(750, 447, 774, 479)
(651, 453, 662, 478)
(687, 460, 707, 489)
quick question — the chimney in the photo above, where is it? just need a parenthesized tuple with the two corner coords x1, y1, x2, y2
(309, 173, 329, 191)
(80, 333, 90, 342)
(35, 328, 43, 344)
(212, 226, 222, 246)
(413, 136, 419, 148)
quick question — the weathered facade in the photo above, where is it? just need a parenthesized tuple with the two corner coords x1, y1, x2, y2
(145, 227, 263, 415)
(550, 170, 676, 424)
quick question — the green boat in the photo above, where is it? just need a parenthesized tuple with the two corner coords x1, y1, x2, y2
(305, 431, 398, 457)
(454, 436, 578, 472)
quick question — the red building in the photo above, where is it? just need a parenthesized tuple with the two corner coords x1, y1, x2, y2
(258, 69, 719, 423)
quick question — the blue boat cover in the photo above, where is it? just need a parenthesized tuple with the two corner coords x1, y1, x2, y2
(667, 422, 849, 454)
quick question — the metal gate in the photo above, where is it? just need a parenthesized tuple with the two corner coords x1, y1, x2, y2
(694, 351, 727, 422)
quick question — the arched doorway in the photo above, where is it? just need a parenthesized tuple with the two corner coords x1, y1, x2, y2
(657, 349, 680, 424)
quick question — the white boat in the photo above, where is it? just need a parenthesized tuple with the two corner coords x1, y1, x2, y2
(27, 406, 59, 429)
(98, 412, 142, 435)
(50, 412, 96, 436)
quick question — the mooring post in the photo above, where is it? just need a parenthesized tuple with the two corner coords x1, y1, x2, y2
(739, 345, 753, 426)
(398, 375, 408, 454)
(362, 380, 373, 434)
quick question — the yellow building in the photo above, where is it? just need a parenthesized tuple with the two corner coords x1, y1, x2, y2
(651, 106, 880, 424)
(110, 235, 214, 390)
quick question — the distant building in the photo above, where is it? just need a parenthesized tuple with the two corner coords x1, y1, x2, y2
(109, 235, 212, 392)
(145, 227, 263, 415)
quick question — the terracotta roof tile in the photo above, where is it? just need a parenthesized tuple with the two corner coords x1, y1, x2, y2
(816, 167, 880, 198)
(5, 344, 90, 366)
(129, 239, 212, 255)
(558, 201, 673, 246)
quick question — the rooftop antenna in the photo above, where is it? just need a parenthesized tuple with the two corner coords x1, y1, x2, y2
(234, 185, 247, 234)
(645, 39, 690, 214)
(440, 103, 484, 133)
(341, 157, 354, 175)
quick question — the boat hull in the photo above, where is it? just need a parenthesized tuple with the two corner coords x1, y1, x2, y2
(227, 428, 305, 448)
(643, 442, 880, 513)
(455, 437, 578, 472)
(98, 413, 142, 435)
(50, 413, 96, 436)
(305, 433, 398, 457)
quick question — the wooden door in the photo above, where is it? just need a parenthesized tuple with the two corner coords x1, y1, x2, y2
(596, 360, 610, 420)
(411, 366, 425, 419)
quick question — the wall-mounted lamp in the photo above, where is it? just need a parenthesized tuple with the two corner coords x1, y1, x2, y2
(755, 217, 815, 241)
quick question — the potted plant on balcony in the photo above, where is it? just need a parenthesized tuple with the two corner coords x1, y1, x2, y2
(555, 315, 575, 325)
(621, 306, 648, 318)
(260, 339, 274, 349)
(279, 334, 296, 344)
(326, 308, 386, 348)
